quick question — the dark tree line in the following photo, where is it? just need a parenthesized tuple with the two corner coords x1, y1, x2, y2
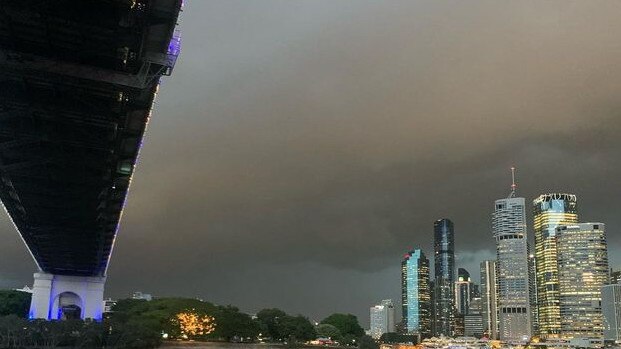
(319, 313, 365, 345)
(0, 290, 373, 349)
(0, 291, 30, 318)
(111, 297, 261, 342)
(256, 309, 370, 347)
(255, 308, 317, 342)
(0, 315, 161, 348)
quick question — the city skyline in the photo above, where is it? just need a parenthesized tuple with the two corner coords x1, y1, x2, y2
(2, 0, 621, 326)
(2, 174, 618, 325)
(398, 191, 612, 341)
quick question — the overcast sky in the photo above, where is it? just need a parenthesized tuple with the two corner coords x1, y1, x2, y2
(2, 0, 621, 326)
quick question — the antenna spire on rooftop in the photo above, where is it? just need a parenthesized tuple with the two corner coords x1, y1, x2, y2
(509, 167, 517, 198)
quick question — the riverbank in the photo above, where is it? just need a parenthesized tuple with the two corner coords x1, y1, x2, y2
(162, 341, 345, 349)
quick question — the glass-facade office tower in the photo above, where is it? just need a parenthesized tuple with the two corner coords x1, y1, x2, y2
(370, 299, 396, 339)
(610, 270, 621, 285)
(465, 297, 484, 338)
(529, 254, 539, 335)
(602, 283, 621, 342)
(481, 260, 498, 339)
(493, 195, 531, 341)
(429, 280, 436, 336)
(433, 219, 455, 336)
(556, 223, 609, 339)
(455, 315, 465, 337)
(471, 283, 481, 299)
(533, 193, 578, 338)
(455, 268, 472, 316)
(402, 249, 431, 336)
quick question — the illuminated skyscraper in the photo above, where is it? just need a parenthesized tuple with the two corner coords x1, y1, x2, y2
(602, 283, 621, 342)
(370, 299, 396, 339)
(533, 193, 578, 338)
(455, 268, 472, 316)
(556, 223, 609, 339)
(471, 283, 481, 299)
(610, 270, 621, 285)
(465, 297, 484, 338)
(493, 171, 531, 342)
(433, 219, 455, 336)
(402, 249, 431, 336)
(529, 254, 539, 335)
(481, 260, 498, 339)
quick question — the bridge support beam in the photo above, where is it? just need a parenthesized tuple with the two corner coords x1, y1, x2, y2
(29, 273, 106, 321)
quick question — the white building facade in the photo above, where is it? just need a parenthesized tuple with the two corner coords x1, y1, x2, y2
(492, 195, 531, 342)
(132, 291, 152, 301)
(481, 260, 498, 339)
(455, 268, 472, 316)
(370, 299, 396, 339)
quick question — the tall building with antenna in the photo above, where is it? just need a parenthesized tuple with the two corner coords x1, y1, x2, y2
(492, 168, 532, 341)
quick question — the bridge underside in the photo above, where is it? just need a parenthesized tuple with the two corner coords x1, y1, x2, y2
(0, 69, 160, 276)
(0, 0, 181, 318)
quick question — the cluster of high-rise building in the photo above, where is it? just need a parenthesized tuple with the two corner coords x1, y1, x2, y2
(382, 169, 620, 344)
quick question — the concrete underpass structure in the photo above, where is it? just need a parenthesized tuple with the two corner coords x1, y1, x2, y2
(0, 0, 182, 320)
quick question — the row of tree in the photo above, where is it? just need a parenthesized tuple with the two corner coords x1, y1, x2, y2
(256, 308, 316, 342)
(0, 315, 161, 348)
(312, 313, 367, 345)
(0, 291, 30, 318)
(0, 290, 375, 349)
(113, 298, 366, 345)
(112, 297, 259, 341)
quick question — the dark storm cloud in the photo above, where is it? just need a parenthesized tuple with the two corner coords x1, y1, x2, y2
(2, 0, 621, 324)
